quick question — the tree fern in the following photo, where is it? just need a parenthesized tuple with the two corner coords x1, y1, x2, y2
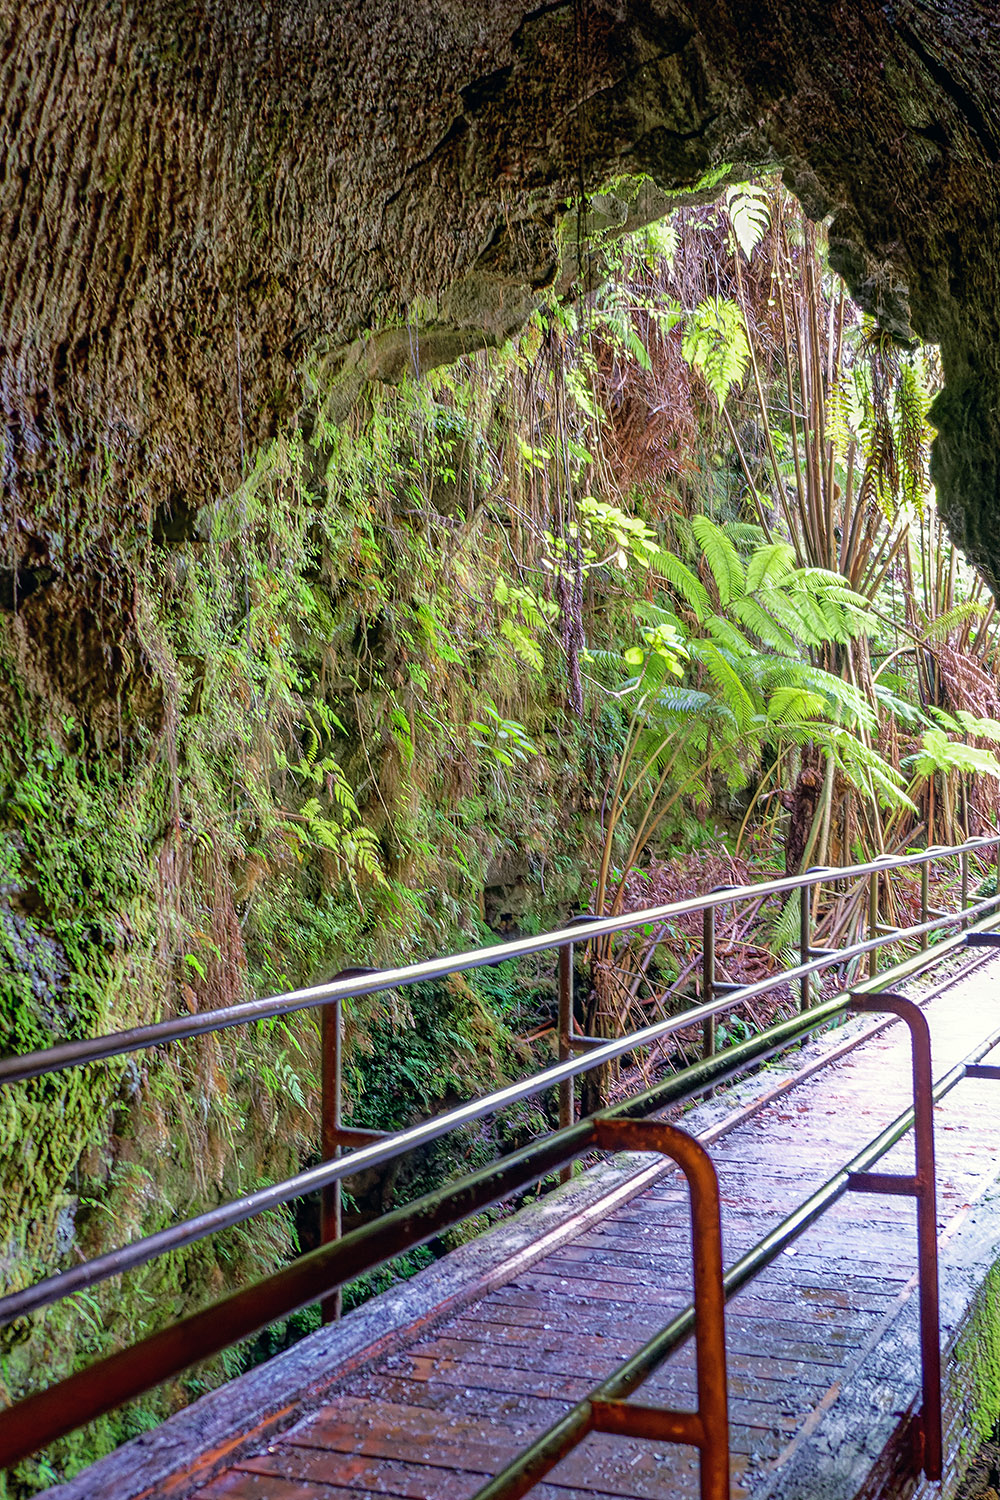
(704, 612, 754, 657)
(920, 599, 987, 642)
(745, 540, 796, 592)
(725, 182, 771, 261)
(688, 639, 755, 730)
(681, 297, 750, 408)
(691, 514, 745, 605)
(728, 595, 798, 653)
(646, 548, 711, 621)
(768, 685, 826, 723)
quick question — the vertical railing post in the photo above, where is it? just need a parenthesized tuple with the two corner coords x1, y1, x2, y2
(799, 883, 811, 1011)
(868, 868, 879, 980)
(920, 857, 930, 951)
(960, 848, 969, 928)
(848, 992, 942, 1481)
(591, 1118, 730, 1500)
(320, 996, 343, 1325)
(702, 905, 716, 1066)
(320, 966, 378, 1324)
(558, 939, 574, 1184)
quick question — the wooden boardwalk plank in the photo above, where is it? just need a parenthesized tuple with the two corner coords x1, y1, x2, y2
(195, 963, 1000, 1500)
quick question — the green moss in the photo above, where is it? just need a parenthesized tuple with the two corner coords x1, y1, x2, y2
(957, 1258, 1000, 1448)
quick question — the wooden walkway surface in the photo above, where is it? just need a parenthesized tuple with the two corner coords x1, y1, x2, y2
(196, 965, 1000, 1500)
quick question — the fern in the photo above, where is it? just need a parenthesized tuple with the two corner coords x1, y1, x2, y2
(692, 514, 746, 605)
(646, 548, 711, 621)
(725, 182, 770, 260)
(728, 596, 798, 653)
(681, 297, 750, 408)
(651, 685, 713, 715)
(766, 894, 801, 959)
(500, 617, 544, 672)
(872, 681, 928, 730)
(768, 686, 826, 723)
(745, 540, 795, 592)
(921, 600, 987, 642)
(705, 612, 753, 656)
(688, 639, 755, 730)
(954, 711, 1000, 744)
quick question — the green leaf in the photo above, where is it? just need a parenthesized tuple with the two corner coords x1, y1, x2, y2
(647, 548, 711, 621)
(725, 183, 770, 260)
(691, 515, 746, 605)
(681, 296, 750, 408)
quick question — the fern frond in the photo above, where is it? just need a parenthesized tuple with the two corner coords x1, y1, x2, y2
(705, 612, 753, 656)
(745, 541, 796, 593)
(921, 600, 987, 642)
(691, 515, 746, 605)
(728, 596, 798, 653)
(725, 182, 771, 260)
(689, 639, 755, 730)
(647, 548, 711, 621)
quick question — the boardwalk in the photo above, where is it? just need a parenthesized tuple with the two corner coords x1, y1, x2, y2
(187, 958, 1000, 1500)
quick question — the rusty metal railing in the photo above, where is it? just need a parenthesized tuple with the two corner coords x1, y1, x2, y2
(846, 993, 942, 1479)
(0, 834, 998, 1474)
(474, 971, 1000, 1498)
(0, 1113, 729, 1478)
(474, 1119, 730, 1500)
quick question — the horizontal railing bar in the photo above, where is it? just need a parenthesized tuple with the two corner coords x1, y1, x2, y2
(2, 940, 997, 1471)
(569, 1035, 606, 1052)
(2, 837, 996, 1086)
(3, 893, 998, 1328)
(332, 1127, 390, 1147)
(470, 1014, 1000, 1500)
(0, 1120, 598, 1470)
(847, 1170, 919, 1196)
(0, 980, 847, 1328)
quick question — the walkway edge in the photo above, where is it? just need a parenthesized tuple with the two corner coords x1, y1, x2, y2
(43, 953, 986, 1500)
(748, 1173, 1000, 1500)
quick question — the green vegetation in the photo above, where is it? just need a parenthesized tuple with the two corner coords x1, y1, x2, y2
(3, 177, 1000, 1492)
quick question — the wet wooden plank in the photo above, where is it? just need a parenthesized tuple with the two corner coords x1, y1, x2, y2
(197, 969, 1000, 1500)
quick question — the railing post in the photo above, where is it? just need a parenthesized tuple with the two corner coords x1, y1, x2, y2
(961, 848, 969, 928)
(321, 966, 378, 1324)
(799, 883, 811, 1011)
(320, 997, 343, 1324)
(558, 940, 575, 1184)
(702, 905, 716, 1066)
(848, 992, 942, 1481)
(555, 914, 601, 1180)
(920, 858, 930, 951)
(868, 869, 879, 980)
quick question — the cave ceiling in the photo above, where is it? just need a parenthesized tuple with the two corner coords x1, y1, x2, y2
(2, 2, 1000, 585)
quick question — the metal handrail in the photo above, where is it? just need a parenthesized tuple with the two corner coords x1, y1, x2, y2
(0, 834, 997, 1473)
(473, 995, 1000, 1499)
(2, 835, 995, 1085)
(2, 943, 995, 1479)
(3, 879, 999, 1328)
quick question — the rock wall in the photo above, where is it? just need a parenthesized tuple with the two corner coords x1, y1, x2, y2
(3, 1, 1000, 586)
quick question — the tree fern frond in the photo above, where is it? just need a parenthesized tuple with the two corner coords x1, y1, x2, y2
(745, 541, 796, 593)
(768, 686, 826, 723)
(647, 548, 711, 620)
(921, 600, 987, 642)
(729, 596, 799, 653)
(872, 681, 928, 730)
(691, 514, 746, 605)
(688, 639, 755, 729)
(705, 612, 753, 656)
